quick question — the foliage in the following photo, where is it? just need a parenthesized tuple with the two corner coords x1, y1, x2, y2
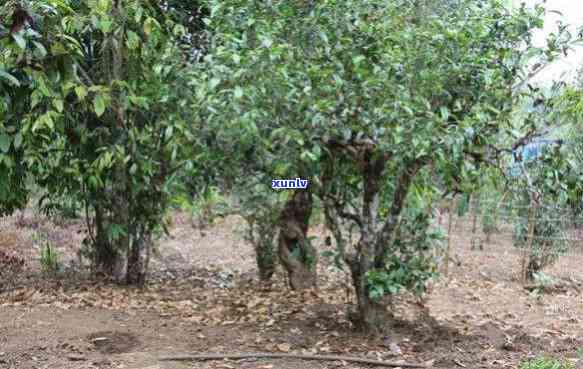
(174, 185, 229, 231)
(236, 181, 285, 281)
(456, 194, 471, 218)
(372, 180, 444, 299)
(0, 0, 36, 216)
(511, 140, 576, 278)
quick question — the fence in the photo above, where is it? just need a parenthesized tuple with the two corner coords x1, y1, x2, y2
(2, 193, 583, 294)
(437, 195, 583, 282)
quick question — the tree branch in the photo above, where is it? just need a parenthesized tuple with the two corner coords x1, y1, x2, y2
(512, 62, 552, 93)
(159, 353, 431, 368)
(324, 193, 363, 229)
(375, 158, 427, 265)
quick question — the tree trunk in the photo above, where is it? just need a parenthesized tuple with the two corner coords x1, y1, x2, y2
(92, 204, 125, 280)
(349, 154, 424, 333)
(347, 151, 391, 333)
(347, 247, 391, 334)
(278, 190, 317, 290)
(470, 198, 481, 250)
(525, 257, 540, 281)
(126, 226, 151, 286)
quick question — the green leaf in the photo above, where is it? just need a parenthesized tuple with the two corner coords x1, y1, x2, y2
(126, 30, 140, 50)
(44, 113, 54, 130)
(301, 151, 317, 162)
(93, 94, 106, 117)
(234, 86, 243, 99)
(0, 71, 20, 87)
(13, 133, 22, 149)
(209, 77, 221, 90)
(143, 17, 159, 35)
(0, 134, 11, 153)
(53, 99, 64, 113)
(75, 86, 88, 101)
(30, 90, 42, 109)
(32, 41, 47, 58)
(12, 33, 26, 49)
(165, 126, 174, 140)
(353, 55, 366, 65)
(88, 175, 99, 189)
(134, 7, 144, 23)
(99, 20, 113, 33)
(440, 107, 450, 121)
(51, 42, 68, 55)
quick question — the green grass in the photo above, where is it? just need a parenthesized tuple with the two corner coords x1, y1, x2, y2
(519, 356, 574, 369)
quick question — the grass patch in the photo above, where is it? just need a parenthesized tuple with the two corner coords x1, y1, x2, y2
(519, 356, 574, 369)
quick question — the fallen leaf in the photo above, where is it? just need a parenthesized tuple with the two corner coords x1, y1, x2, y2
(277, 343, 291, 352)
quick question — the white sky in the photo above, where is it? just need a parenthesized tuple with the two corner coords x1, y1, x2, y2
(519, 0, 583, 85)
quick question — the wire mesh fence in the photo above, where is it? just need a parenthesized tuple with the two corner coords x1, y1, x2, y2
(435, 194, 583, 283)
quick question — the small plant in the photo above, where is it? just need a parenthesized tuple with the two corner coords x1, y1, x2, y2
(40, 243, 60, 274)
(519, 356, 574, 369)
(238, 183, 284, 282)
(184, 186, 229, 232)
(245, 216, 278, 282)
(532, 271, 556, 287)
(527, 271, 557, 297)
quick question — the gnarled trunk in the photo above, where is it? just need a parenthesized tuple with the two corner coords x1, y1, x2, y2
(278, 190, 317, 290)
(347, 152, 424, 333)
(346, 248, 392, 334)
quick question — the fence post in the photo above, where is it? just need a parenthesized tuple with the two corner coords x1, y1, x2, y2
(444, 197, 455, 277)
(521, 196, 539, 282)
(471, 196, 480, 250)
(486, 190, 509, 244)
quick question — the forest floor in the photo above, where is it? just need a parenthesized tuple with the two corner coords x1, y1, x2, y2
(1, 211, 583, 369)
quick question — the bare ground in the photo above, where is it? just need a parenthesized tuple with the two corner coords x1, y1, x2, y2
(1, 210, 583, 369)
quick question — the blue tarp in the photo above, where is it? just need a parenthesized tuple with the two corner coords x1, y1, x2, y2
(508, 139, 563, 177)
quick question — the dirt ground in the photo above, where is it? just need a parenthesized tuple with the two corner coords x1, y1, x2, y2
(1, 210, 583, 369)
